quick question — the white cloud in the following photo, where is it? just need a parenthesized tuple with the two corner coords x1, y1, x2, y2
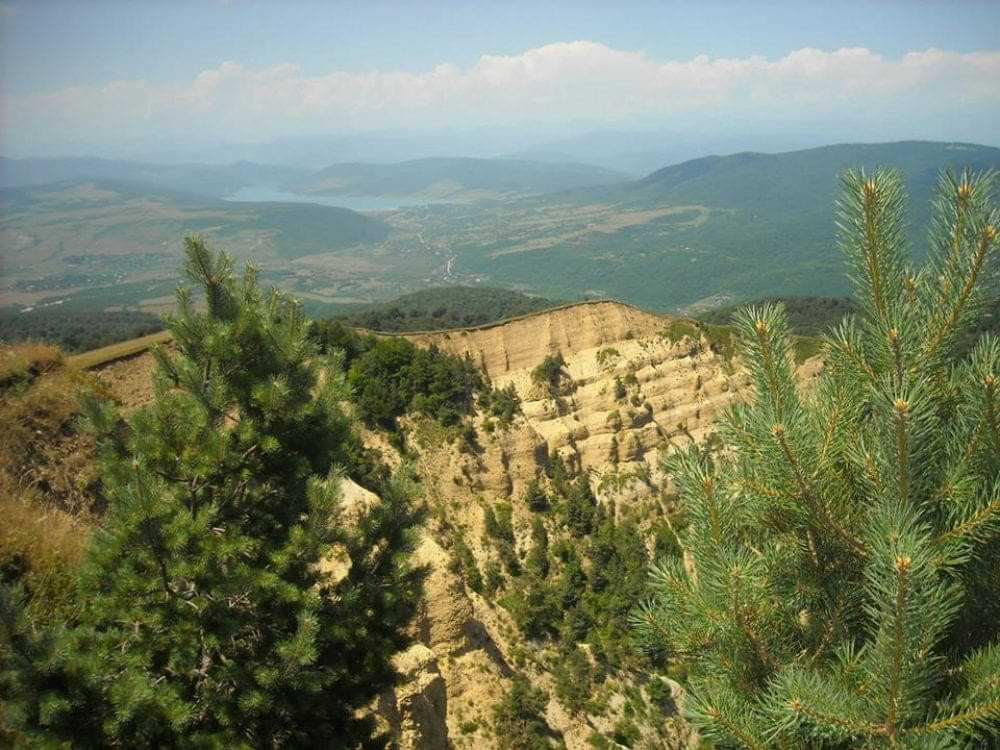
(5, 41, 1000, 144)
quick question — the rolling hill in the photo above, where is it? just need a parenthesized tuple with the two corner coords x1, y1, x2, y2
(291, 157, 629, 201)
(0, 179, 389, 263)
(0, 157, 309, 198)
(4, 141, 999, 318)
(448, 141, 1000, 309)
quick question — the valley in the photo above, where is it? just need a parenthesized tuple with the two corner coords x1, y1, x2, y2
(4, 141, 999, 319)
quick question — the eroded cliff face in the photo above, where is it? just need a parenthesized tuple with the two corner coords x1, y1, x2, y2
(390, 303, 755, 748)
(407, 301, 749, 502)
(405, 301, 670, 378)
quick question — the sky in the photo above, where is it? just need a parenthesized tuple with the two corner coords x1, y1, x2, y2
(1, 0, 999, 159)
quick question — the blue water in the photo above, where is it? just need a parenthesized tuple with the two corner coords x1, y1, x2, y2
(224, 186, 439, 213)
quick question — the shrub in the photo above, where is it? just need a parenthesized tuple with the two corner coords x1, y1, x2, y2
(491, 675, 554, 750)
(614, 376, 627, 400)
(484, 559, 505, 598)
(531, 352, 567, 393)
(480, 383, 521, 426)
(526, 518, 549, 578)
(553, 646, 593, 715)
(596, 348, 621, 367)
(524, 478, 549, 513)
(451, 535, 483, 594)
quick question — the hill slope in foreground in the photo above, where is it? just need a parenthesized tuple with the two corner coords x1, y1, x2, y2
(8, 300, 822, 747)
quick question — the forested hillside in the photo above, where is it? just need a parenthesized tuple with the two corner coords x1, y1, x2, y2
(0, 309, 164, 352)
(337, 286, 562, 331)
(452, 141, 1000, 308)
(0, 157, 309, 198)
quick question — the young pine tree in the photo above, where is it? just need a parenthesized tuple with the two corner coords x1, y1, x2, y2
(634, 170, 1000, 749)
(1, 238, 422, 748)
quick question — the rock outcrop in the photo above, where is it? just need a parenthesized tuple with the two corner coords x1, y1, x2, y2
(379, 645, 450, 750)
(407, 301, 751, 506)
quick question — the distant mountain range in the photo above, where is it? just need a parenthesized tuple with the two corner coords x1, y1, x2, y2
(0, 155, 628, 203)
(0, 158, 310, 199)
(3, 140, 999, 316)
(291, 157, 628, 201)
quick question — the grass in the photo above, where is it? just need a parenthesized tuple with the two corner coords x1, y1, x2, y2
(0, 367, 106, 516)
(0, 341, 63, 389)
(701, 323, 736, 361)
(660, 318, 702, 345)
(0, 362, 103, 628)
(67, 329, 172, 369)
(661, 318, 737, 361)
(0, 488, 89, 625)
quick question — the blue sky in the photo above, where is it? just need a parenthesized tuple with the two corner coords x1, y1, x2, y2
(2, 1, 999, 156)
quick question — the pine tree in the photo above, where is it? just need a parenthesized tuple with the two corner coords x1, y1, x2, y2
(565, 475, 598, 537)
(526, 518, 550, 578)
(1, 238, 422, 748)
(634, 170, 1000, 748)
(524, 478, 549, 513)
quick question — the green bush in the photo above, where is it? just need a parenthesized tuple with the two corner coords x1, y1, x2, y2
(531, 352, 567, 393)
(480, 382, 521, 426)
(524, 478, 549, 513)
(553, 646, 593, 715)
(348, 337, 483, 429)
(526, 518, 550, 578)
(491, 675, 554, 750)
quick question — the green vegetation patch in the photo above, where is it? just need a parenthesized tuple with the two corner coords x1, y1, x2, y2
(0, 309, 165, 354)
(339, 286, 561, 333)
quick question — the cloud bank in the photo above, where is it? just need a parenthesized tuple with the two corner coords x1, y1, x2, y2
(5, 41, 1000, 148)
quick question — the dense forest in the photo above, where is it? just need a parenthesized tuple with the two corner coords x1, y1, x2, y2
(701, 293, 1000, 358)
(0, 286, 559, 353)
(336, 286, 561, 332)
(698, 295, 858, 336)
(0, 309, 165, 352)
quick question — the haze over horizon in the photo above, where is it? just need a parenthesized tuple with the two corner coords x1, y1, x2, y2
(2, 0, 999, 165)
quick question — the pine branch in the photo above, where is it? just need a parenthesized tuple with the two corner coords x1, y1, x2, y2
(773, 424, 867, 557)
(912, 698, 1000, 737)
(933, 497, 1000, 549)
(923, 225, 997, 363)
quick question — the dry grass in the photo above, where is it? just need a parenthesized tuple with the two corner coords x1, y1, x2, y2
(0, 341, 63, 389)
(0, 367, 107, 516)
(0, 482, 89, 624)
(67, 329, 172, 370)
(0, 359, 104, 630)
